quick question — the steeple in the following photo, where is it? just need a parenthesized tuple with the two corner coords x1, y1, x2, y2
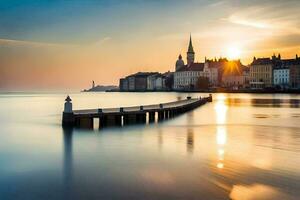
(188, 34, 194, 53)
(187, 33, 195, 66)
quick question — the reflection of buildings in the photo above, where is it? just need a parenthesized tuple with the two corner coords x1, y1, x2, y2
(187, 129, 194, 154)
(158, 129, 163, 150)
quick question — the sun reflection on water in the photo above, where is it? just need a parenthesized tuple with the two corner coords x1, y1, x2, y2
(214, 94, 228, 125)
(216, 127, 227, 169)
(214, 94, 228, 169)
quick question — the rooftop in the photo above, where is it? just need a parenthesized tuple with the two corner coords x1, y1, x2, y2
(177, 63, 204, 72)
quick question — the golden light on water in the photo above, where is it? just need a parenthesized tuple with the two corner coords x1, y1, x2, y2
(214, 96, 228, 169)
(216, 126, 227, 169)
(217, 127, 227, 145)
(217, 163, 224, 169)
(214, 94, 228, 125)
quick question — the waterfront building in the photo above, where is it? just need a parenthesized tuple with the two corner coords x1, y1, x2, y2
(250, 54, 300, 89)
(173, 35, 247, 90)
(203, 62, 218, 87)
(281, 56, 300, 89)
(221, 65, 249, 89)
(147, 73, 166, 91)
(222, 75, 244, 89)
(173, 63, 205, 90)
(204, 58, 245, 87)
(243, 67, 250, 88)
(249, 57, 273, 89)
(120, 72, 158, 91)
(119, 78, 128, 91)
(273, 67, 290, 89)
(173, 35, 206, 90)
(290, 62, 300, 89)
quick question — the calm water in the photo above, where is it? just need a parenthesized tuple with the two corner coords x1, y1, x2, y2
(0, 92, 300, 200)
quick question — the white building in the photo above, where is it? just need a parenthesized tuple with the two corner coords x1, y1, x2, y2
(203, 62, 218, 86)
(147, 73, 166, 91)
(174, 63, 205, 90)
(173, 35, 208, 90)
(274, 67, 290, 88)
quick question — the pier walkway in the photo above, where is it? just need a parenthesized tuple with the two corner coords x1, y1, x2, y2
(62, 95, 212, 129)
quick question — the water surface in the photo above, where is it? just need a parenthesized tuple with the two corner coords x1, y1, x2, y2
(0, 92, 299, 199)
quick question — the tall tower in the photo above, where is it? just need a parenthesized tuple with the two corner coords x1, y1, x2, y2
(187, 34, 195, 66)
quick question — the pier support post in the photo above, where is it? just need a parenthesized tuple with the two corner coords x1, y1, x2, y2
(208, 94, 213, 102)
(158, 111, 165, 121)
(99, 116, 105, 128)
(164, 110, 170, 119)
(148, 112, 155, 123)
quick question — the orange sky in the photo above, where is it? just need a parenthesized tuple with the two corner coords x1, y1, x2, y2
(1, 0, 300, 91)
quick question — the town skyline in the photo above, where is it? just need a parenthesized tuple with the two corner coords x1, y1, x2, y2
(1, 0, 300, 90)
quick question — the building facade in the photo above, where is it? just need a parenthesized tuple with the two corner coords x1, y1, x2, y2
(203, 62, 218, 87)
(120, 72, 158, 91)
(147, 73, 166, 91)
(119, 78, 128, 91)
(173, 35, 206, 90)
(173, 63, 205, 90)
(290, 65, 300, 89)
(273, 67, 290, 88)
(250, 58, 273, 89)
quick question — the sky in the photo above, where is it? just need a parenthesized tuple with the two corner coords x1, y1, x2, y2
(1, 0, 300, 91)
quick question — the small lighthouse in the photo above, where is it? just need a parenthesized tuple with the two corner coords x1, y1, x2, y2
(62, 95, 75, 126)
(64, 95, 73, 113)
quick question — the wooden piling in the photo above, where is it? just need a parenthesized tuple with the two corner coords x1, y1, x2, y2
(158, 111, 164, 121)
(148, 112, 155, 123)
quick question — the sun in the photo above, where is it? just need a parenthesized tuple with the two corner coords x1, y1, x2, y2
(227, 46, 241, 60)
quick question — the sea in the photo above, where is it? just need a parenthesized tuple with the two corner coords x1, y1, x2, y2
(0, 92, 299, 200)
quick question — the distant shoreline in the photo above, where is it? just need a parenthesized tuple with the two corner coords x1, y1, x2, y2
(105, 89, 300, 94)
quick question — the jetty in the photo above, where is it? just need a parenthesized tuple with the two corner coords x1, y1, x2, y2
(62, 95, 212, 129)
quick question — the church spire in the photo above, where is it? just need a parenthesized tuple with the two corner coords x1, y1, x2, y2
(188, 33, 194, 53)
(187, 33, 195, 66)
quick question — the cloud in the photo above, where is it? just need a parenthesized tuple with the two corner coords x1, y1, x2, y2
(0, 38, 76, 48)
(225, 2, 300, 35)
(91, 37, 112, 46)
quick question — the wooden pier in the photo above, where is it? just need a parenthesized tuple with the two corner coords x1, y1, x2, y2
(62, 95, 212, 129)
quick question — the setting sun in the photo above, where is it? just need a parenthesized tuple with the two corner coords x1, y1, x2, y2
(227, 46, 241, 59)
